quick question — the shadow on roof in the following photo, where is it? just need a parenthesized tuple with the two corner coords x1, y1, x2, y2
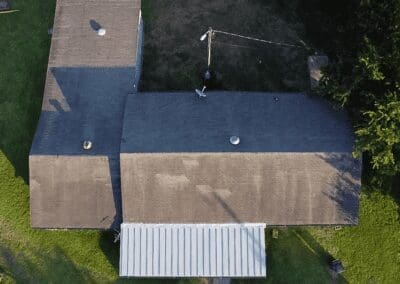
(29, 66, 135, 229)
(121, 92, 356, 153)
(31, 66, 135, 156)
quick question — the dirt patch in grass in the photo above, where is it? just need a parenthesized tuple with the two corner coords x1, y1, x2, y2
(140, 0, 312, 92)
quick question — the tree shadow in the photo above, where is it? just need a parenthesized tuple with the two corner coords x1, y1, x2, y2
(392, 174, 400, 203)
(99, 231, 120, 274)
(313, 153, 362, 224)
(357, 154, 400, 211)
(377, 174, 400, 215)
(235, 228, 347, 284)
(0, 245, 94, 283)
(0, 0, 55, 183)
(323, 172, 361, 225)
(316, 153, 362, 183)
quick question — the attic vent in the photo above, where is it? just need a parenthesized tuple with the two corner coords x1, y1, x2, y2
(83, 140, 92, 150)
(230, 136, 240, 145)
(97, 28, 106, 36)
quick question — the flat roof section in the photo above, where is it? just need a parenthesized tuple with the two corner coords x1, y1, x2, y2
(121, 92, 355, 153)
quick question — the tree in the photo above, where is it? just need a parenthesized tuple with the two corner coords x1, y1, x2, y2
(313, 0, 400, 186)
(355, 95, 400, 176)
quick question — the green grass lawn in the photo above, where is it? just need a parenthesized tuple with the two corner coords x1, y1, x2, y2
(0, 1, 399, 283)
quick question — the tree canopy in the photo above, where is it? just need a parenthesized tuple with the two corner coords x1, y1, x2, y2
(302, 0, 400, 187)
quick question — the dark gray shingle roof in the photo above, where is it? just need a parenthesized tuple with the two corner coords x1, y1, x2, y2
(121, 92, 355, 153)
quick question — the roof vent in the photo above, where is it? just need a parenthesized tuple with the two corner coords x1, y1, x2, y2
(97, 28, 106, 36)
(83, 140, 93, 150)
(230, 136, 240, 145)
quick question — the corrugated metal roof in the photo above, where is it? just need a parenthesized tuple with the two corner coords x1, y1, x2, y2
(119, 223, 266, 278)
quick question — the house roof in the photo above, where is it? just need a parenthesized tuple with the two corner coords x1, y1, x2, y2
(119, 223, 267, 278)
(29, 1, 361, 229)
(29, 0, 141, 229)
(120, 92, 361, 225)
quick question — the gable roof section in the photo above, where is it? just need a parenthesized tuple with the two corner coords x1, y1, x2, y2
(120, 92, 362, 225)
(29, 0, 141, 229)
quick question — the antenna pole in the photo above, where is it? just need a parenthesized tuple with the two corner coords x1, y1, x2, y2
(207, 27, 212, 67)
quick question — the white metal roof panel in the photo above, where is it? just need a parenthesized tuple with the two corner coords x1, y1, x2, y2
(119, 223, 266, 278)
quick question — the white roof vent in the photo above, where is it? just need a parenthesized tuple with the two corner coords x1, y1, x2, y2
(97, 28, 106, 36)
(83, 140, 92, 150)
(230, 136, 240, 145)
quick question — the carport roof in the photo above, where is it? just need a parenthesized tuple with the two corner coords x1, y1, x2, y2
(119, 223, 267, 278)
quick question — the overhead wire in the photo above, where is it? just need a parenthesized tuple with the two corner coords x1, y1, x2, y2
(212, 40, 264, 50)
(212, 29, 309, 49)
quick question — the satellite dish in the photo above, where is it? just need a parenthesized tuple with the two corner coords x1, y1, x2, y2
(195, 86, 207, 98)
(200, 32, 208, 41)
